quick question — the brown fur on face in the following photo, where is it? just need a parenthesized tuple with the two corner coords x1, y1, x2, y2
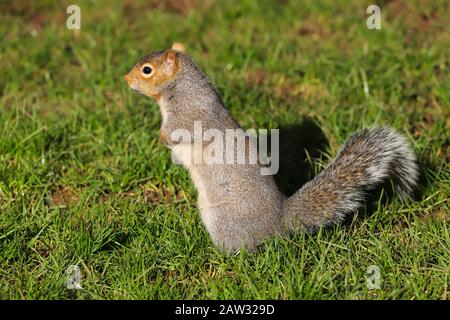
(124, 43, 185, 100)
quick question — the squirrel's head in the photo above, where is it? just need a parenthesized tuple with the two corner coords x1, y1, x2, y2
(124, 42, 186, 100)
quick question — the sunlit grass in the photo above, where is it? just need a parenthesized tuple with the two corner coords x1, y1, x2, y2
(0, 0, 448, 299)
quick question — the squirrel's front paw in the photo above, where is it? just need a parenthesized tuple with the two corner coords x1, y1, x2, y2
(159, 130, 171, 145)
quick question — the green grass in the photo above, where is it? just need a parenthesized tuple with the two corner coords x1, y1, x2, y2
(0, 0, 449, 299)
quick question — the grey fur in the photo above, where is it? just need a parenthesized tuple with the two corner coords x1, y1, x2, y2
(129, 51, 419, 253)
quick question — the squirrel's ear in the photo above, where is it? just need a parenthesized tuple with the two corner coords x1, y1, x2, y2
(165, 49, 177, 65)
(171, 42, 185, 53)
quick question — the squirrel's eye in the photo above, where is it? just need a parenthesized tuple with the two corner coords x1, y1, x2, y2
(142, 66, 152, 75)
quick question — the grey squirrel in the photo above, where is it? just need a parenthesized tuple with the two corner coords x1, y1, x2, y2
(124, 43, 419, 253)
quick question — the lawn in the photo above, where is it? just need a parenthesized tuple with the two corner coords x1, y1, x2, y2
(0, 0, 448, 299)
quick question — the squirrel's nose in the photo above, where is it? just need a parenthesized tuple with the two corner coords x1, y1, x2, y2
(124, 73, 132, 84)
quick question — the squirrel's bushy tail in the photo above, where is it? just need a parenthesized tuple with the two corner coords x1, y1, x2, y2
(282, 127, 419, 231)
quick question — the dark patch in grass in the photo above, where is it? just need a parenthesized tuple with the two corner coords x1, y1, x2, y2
(385, 0, 449, 44)
(48, 186, 79, 208)
(96, 230, 132, 253)
(140, 183, 175, 204)
(101, 182, 183, 205)
(297, 19, 330, 38)
(246, 68, 268, 86)
(0, 0, 65, 29)
(271, 76, 330, 104)
(123, 0, 213, 16)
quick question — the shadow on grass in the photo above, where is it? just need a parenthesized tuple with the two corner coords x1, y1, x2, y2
(414, 155, 439, 199)
(273, 117, 329, 197)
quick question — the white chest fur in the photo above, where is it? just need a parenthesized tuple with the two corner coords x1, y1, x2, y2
(171, 143, 194, 168)
(170, 143, 214, 234)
